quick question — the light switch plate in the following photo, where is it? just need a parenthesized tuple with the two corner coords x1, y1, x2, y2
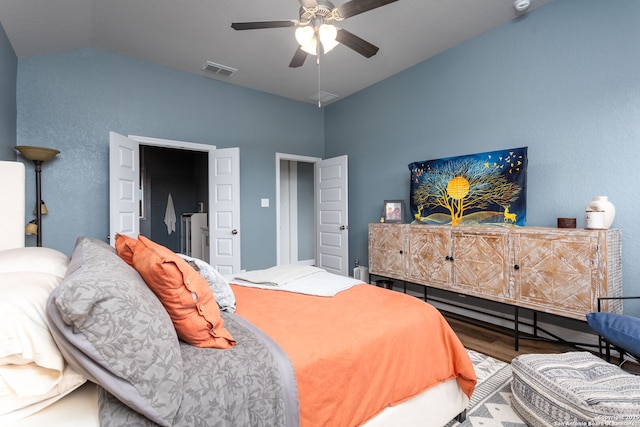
(261, 198, 269, 207)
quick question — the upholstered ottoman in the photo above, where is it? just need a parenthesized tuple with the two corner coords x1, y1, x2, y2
(511, 352, 640, 427)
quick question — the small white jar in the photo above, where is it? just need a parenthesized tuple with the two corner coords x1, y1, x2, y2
(585, 196, 615, 229)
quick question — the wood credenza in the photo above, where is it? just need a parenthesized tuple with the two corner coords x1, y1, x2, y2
(368, 223, 623, 321)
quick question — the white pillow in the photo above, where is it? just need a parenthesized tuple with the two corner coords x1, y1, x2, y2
(0, 364, 85, 422)
(0, 247, 69, 278)
(0, 272, 64, 369)
(0, 270, 85, 420)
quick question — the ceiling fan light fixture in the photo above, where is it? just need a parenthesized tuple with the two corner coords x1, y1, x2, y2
(322, 38, 339, 53)
(318, 24, 337, 43)
(301, 38, 318, 55)
(295, 26, 315, 46)
(318, 24, 338, 53)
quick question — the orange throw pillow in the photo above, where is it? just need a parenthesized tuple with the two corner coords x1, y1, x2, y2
(132, 235, 235, 349)
(115, 233, 137, 266)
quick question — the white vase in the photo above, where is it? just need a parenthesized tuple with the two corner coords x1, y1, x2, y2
(585, 196, 615, 229)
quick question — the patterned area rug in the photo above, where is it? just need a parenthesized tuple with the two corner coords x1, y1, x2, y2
(446, 350, 527, 427)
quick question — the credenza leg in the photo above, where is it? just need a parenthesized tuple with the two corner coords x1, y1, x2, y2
(514, 306, 519, 351)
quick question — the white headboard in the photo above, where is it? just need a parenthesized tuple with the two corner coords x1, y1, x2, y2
(0, 160, 26, 249)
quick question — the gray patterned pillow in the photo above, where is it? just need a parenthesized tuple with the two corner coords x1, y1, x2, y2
(47, 237, 183, 427)
(178, 253, 236, 312)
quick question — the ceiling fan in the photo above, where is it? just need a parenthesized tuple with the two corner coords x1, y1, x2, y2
(231, 0, 399, 68)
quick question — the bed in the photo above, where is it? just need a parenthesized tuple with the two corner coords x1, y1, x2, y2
(1, 160, 475, 426)
(229, 280, 475, 427)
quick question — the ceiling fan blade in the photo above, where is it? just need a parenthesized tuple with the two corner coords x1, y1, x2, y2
(336, 0, 398, 19)
(299, 0, 318, 7)
(289, 47, 308, 68)
(231, 20, 296, 30)
(335, 28, 379, 58)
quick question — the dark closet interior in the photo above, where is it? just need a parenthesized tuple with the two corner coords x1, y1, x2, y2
(139, 145, 208, 253)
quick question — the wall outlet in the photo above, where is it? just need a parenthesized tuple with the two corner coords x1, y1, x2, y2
(261, 198, 269, 207)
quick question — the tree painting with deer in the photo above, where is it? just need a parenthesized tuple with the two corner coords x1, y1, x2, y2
(409, 147, 527, 226)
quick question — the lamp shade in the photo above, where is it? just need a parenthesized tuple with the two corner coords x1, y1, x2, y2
(33, 201, 48, 215)
(15, 146, 60, 162)
(25, 220, 38, 235)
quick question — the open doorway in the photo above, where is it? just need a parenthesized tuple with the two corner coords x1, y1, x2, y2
(111, 132, 242, 272)
(276, 153, 350, 275)
(276, 153, 321, 266)
(139, 145, 208, 254)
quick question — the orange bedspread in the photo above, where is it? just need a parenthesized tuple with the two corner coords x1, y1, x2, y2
(232, 283, 476, 427)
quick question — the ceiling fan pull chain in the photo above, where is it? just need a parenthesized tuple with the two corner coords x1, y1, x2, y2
(317, 40, 322, 108)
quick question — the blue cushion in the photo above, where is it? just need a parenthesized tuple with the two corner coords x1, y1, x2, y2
(586, 312, 640, 358)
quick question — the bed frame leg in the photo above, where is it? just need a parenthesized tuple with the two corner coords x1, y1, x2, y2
(454, 409, 467, 423)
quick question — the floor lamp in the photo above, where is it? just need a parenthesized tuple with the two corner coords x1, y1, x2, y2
(15, 146, 60, 247)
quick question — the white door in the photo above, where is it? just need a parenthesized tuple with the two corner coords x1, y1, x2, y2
(315, 155, 348, 276)
(109, 132, 139, 244)
(210, 148, 241, 275)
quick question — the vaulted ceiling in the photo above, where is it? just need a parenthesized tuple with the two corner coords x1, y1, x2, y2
(0, 0, 554, 105)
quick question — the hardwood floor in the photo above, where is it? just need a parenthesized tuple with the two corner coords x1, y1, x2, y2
(443, 311, 577, 363)
(444, 311, 640, 374)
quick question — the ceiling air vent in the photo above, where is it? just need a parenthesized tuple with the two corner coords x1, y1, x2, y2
(310, 91, 339, 103)
(202, 61, 237, 77)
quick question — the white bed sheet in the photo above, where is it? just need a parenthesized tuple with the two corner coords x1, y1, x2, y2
(229, 270, 362, 297)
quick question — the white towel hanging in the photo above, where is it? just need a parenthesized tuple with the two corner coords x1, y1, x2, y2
(164, 193, 176, 234)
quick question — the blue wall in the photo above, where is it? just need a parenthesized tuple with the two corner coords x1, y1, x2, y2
(0, 23, 17, 160)
(16, 49, 324, 269)
(325, 0, 640, 303)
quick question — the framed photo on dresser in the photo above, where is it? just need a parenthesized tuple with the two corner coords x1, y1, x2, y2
(383, 200, 405, 223)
